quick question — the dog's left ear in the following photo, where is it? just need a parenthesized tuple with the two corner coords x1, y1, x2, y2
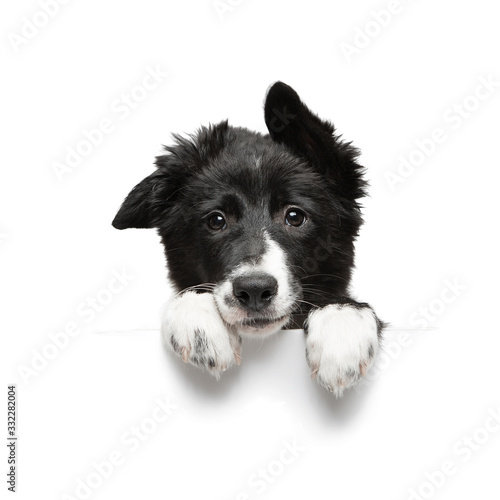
(264, 82, 366, 200)
(112, 170, 167, 229)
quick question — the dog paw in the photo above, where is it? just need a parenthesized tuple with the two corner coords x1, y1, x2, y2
(305, 304, 379, 397)
(162, 291, 242, 377)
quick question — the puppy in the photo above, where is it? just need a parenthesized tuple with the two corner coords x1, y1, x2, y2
(112, 82, 383, 396)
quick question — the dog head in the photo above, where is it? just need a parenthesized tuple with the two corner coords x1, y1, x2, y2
(112, 82, 367, 337)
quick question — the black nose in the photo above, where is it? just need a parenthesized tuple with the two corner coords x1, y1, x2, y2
(233, 274, 278, 312)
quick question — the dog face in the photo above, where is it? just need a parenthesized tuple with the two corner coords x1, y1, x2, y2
(112, 82, 366, 337)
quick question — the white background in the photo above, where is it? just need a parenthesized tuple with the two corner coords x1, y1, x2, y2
(2, 0, 500, 499)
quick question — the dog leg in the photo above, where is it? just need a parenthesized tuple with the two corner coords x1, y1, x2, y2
(162, 291, 242, 378)
(305, 302, 383, 397)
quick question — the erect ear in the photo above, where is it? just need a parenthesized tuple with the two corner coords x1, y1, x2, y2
(264, 82, 366, 200)
(112, 170, 166, 230)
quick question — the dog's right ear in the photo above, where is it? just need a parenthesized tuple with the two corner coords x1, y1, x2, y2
(112, 170, 166, 230)
(113, 120, 230, 230)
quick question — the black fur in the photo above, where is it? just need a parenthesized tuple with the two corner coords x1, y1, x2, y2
(113, 82, 379, 331)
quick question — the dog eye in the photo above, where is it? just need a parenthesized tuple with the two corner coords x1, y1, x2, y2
(285, 208, 306, 227)
(206, 212, 227, 231)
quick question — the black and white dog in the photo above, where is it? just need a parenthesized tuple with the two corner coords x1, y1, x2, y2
(112, 82, 383, 396)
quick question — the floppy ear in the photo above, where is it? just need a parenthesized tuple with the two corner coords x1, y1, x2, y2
(112, 121, 230, 230)
(264, 82, 366, 200)
(112, 170, 166, 229)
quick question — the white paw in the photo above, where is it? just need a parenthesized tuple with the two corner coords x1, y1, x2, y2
(162, 291, 242, 378)
(305, 304, 379, 397)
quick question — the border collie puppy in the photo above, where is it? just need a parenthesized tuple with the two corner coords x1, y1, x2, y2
(112, 82, 383, 396)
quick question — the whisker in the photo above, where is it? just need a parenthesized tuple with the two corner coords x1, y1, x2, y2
(175, 283, 217, 297)
(295, 299, 318, 309)
(302, 273, 350, 282)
